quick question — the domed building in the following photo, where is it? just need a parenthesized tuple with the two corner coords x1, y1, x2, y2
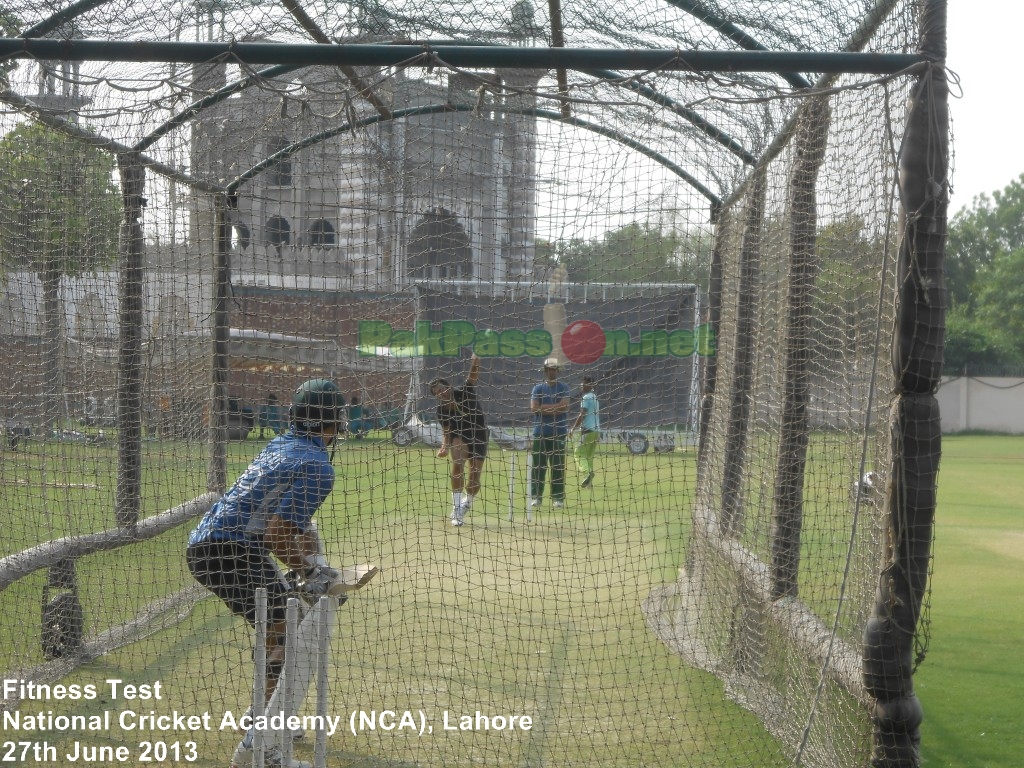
(182, 17, 543, 291)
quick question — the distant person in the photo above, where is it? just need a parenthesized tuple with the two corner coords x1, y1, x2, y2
(568, 375, 600, 488)
(348, 394, 368, 439)
(83, 396, 99, 426)
(257, 393, 281, 439)
(5, 412, 30, 450)
(529, 358, 570, 508)
(430, 354, 487, 527)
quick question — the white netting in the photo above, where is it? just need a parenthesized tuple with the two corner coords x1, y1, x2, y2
(1, 1, 945, 766)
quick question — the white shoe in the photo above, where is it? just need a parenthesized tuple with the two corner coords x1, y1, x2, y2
(529, 498, 541, 507)
(553, 501, 564, 509)
(451, 517, 464, 527)
(231, 741, 311, 768)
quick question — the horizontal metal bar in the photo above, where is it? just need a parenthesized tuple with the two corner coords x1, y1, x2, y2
(0, 39, 924, 74)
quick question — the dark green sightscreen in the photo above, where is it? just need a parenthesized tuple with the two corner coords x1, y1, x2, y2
(0, 0, 946, 766)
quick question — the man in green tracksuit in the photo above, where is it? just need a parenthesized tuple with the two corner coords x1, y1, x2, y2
(568, 376, 600, 488)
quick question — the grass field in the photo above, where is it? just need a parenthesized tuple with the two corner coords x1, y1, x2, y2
(917, 434, 1024, 768)
(1, 431, 1018, 767)
(0, 433, 789, 767)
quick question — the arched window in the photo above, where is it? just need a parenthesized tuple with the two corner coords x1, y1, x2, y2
(266, 136, 292, 187)
(406, 207, 472, 279)
(266, 216, 291, 247)
(308, 219, 335, 247)
(232, 222, 251, 250)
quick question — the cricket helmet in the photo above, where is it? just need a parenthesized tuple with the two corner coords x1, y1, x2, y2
(290, 378, 344, 432)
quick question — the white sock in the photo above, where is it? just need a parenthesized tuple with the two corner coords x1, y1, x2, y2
(461, 494, 474, 510)
(452, 491, 462, 513)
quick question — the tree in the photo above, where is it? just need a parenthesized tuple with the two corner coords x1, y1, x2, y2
(549, 221, 711, 286)
(0, 122, 122, 428)
(941, 305, 1018, 373)
(975, 247, 1024, 361)
(946, 175, 1024, 311)
(944, 175, 1024, 370)
(805, 217, 889, 367)
(0, 10, 19, 86)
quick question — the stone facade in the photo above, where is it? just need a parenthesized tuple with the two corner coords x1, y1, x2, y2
(182, 59, 542, 291)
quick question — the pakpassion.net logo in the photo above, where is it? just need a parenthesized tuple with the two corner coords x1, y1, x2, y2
(358, 320, 715, 363)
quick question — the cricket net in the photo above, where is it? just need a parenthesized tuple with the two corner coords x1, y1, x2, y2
(0, 0, 946, 766)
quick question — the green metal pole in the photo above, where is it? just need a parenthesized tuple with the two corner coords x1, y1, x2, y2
(0, 38, 924, 74)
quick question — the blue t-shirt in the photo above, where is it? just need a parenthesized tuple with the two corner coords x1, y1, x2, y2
(580, 391, 600, 431)
(188, 429, 334, 548)
(531, 381, 571, 437)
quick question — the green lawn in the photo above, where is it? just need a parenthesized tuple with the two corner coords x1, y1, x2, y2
(917, 434, 1024, 768)
(1, 431, 1016, 767)
(0, 434, 788, 768)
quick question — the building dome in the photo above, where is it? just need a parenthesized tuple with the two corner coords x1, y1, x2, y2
(509, 1, 538, 42)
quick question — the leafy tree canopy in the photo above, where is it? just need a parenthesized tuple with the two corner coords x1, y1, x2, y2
(944, 174, 1024, 369)
(0, 10, 19, 85)
(947, 174, 1024, 310)
(0, 121, 122, 277)
(942, 305, 1020, 372)
(539, 221, 711, 287)
(975, 247, 1024, 355)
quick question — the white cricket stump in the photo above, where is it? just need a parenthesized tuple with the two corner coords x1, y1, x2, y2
(251, 593, 342, 768)
(313, 596, 332, 768)
(252, 589, 268, 768)
(278, 598, 300, 765)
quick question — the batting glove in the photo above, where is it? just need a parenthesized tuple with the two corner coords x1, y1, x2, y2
(300, 563, 340, 595)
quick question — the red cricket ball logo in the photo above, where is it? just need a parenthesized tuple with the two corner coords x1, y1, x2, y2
(561, 320, 606, 365)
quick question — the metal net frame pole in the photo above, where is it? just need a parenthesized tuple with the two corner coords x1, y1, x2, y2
(115, 151, 145, 528)
(862, 1, 948, 766)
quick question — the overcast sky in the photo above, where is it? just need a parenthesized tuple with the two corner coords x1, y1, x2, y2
(945, 4, 1019, 214)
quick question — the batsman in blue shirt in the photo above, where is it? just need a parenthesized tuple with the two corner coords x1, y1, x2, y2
(187, 379, 351, 768)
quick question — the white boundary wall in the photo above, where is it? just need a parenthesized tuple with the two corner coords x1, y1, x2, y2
(937, 376, 1024, 434)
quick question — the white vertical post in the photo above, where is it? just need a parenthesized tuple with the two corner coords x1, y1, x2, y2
(280, 597, 300, 764)
(526, 451, 533, 523)
(959, 375, 969, 432)
(313, 595, 335, 768)
(690, 284, 702, 438)
(507, 451, 516, 522)
(252, 588, 267, 768)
